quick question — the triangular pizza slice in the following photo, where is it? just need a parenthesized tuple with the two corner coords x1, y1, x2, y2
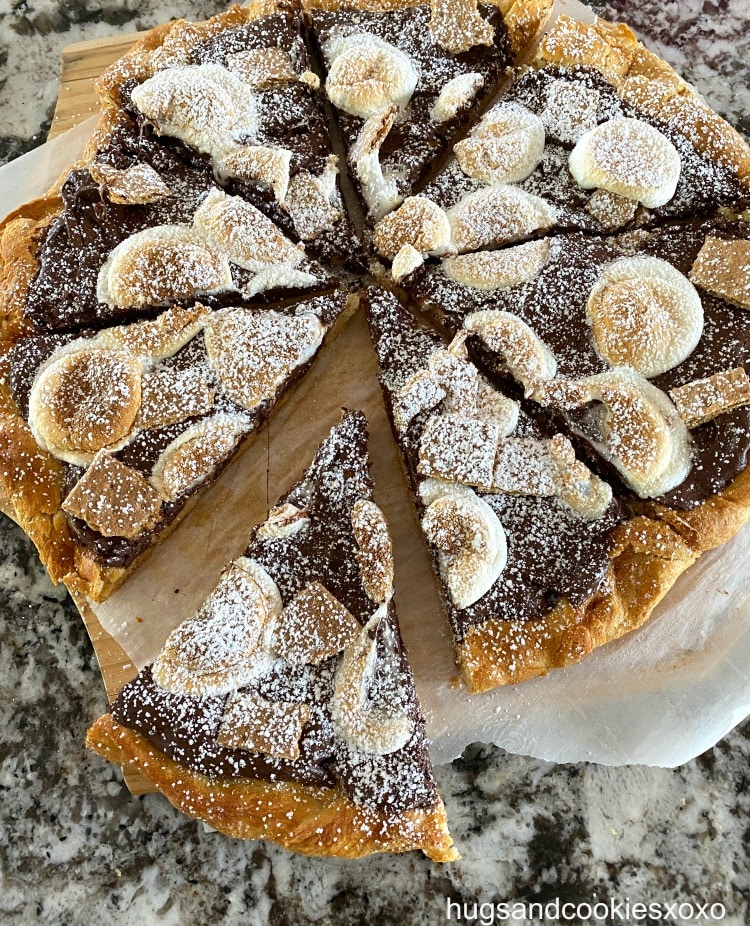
(0, 3, 355, 342)
(86, 410, 457, 861)
(364, 286, 695, 691)
(95, 1, 357, 267)
(369, 12, 750, 265)
(0, 290, 352, 601)
(304, 0, 553, 221)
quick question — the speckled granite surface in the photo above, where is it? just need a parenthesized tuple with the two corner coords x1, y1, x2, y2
(0, 2, 749, 923)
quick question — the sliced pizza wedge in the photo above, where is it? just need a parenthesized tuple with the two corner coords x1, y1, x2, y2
(0, 2, 355, 342)
(304, 0, 553, 221)
(364, 285, 695, 691)
(398, 217, 750, 556)
(0, 289, 353, 601)
(86, 409, 457, 862)
(370, 11, 750, 264)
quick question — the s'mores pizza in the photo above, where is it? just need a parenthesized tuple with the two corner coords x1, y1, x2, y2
(87, 411, 457, 861)
(364, 287, 696, 690)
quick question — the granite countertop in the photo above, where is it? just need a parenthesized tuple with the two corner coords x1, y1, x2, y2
(1, 2, 749, 923)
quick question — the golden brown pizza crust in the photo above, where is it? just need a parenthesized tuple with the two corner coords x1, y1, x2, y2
(87, 713, 459, 861)
(458, 515, 696, 691)
(644, 455, 750, 555)
(536, 14, 750, 188)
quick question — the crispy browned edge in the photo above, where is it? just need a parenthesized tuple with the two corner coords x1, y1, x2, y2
(301, 0, 555, 59)
(460, 456, 750, 690)
(457, 516, 698, 691)
(535, 14, 750, 188)
(0, 2, 356, 603)
(87, 716, 458, 861)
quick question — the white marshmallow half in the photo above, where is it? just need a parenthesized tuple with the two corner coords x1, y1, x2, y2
(569, 117, 681, 208)
(454, 102, 545, 185)
(421, 482, 507, 609)
(324, 32, 418, 119)
(430, 73, 484, 124)
(586, 256, 704, 378)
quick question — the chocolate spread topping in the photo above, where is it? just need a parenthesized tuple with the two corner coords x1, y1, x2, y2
(10, 291, 348, 569)
(309, 3, 513, 197)
(409, 220, 750, 511)
(111, 412, 438, 814)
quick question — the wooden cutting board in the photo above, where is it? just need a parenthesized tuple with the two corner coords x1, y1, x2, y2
(50, 34, 141, 139)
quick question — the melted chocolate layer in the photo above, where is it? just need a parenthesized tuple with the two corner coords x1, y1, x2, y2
(112, 412, 438, 814)
(423, 65, 749, 225)
(364, 287, 626, 640)
(10, 291, 348, 568)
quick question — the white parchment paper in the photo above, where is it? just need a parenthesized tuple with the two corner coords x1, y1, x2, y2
(2, 12, 748, 769)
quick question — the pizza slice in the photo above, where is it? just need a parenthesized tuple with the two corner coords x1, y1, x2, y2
(86, 410, 457, 861)
(0, 289, 353, 601)
(0, 2, 355, 341)
(364, 285, 696, 691)
(304, 0, 553, 220)
(369, 11, 750, 264)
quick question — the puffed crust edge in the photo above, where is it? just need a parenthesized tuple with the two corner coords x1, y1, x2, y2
(86, 713, 459, 861)
(535, 14, 750, 189)
(457, 515, 698, 691)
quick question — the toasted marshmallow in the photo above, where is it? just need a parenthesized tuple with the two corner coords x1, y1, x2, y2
(374, 195, 452, 258)
(350, 106, 403, 219)
(152, 559, 280, 697)
(454, 102, 545, 185)
(391, 244, 424, 283)
(443, 239, 552, 291)
(194, 188, 304, 272)
(151, 414, 250, 501)
(28, 345, 143, 466)
(447, 185, 557, 252)
(422, 490, 507, 609)
(131, 64, 260, 160)
(586, 256, 703, 378)
(331, 605, 413, 755)
(464, 310, 558, 396)
(204, 308, 324, 412)
(97, 225, 232, 309)
(569, 117, 681, 208)
(324, 32, 418, 119)
(431, 73, 484, 123)
(535, 367, 692, 498)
